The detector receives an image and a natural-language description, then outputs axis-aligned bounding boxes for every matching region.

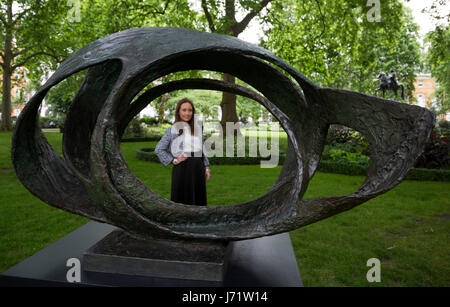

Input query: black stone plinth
[83,230,231,282]
[0,221,302,287]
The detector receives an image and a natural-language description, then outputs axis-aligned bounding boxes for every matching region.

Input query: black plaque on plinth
[0,221,302,287]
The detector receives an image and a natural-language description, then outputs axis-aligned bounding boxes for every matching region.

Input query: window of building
[418,80,424,88]
[435,81,440,88]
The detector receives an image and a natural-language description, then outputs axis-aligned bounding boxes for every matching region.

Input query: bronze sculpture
[12,28,434,243]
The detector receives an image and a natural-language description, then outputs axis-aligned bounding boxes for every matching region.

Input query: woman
[155,98,210,206]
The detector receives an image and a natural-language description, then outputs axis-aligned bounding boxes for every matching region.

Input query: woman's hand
[174,154,187,164]
[205,167,210,181]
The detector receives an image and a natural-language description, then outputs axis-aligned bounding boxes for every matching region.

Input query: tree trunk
[220,73,241,136]
[1,68,13,132]
[202,0,271,135]
[1,3,13,132]
[220,0,240,136]
[157,93,169,124]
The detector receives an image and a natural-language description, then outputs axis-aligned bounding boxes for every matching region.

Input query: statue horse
[376,71,405,100]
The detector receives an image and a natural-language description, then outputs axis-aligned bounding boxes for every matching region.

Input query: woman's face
[179,102,193,122]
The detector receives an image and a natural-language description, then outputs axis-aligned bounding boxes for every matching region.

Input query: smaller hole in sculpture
[306,124,369,197]
[39,69,88,158]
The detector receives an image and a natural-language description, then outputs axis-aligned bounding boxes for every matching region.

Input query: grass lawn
[0,131,449,286]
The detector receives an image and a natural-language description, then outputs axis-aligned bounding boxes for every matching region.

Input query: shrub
[124,118,145,138]
[136,147,285,166]
[39,116,52,128]
[121,136,161,142]
[438,120,450,130]
[326,125,370,155]
[136,147,450,181]
[317,160,368,176]
[322,148,370,165]
[406,168,450,181]
[317,160,450,181]
[415,129,450,169]
[136,147,161,162]
[139,117,159,126]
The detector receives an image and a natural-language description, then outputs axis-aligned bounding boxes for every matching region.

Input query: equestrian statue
[376,68,405,100]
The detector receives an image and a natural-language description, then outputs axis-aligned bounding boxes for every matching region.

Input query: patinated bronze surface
[12,27,434,242]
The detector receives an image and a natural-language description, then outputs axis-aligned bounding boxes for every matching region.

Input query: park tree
[200,0,271,135]
[426,25,449,114]
[424,0,449,114]
[0,0,69,131]
[42,0,270,133]
[17,0,198,125]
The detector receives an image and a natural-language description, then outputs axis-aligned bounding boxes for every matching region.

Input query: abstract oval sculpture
[12,27,434,242]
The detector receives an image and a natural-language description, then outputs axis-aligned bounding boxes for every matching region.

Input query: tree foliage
[261,0,421,101]
[6,0,199,126]
[1,0,430,131]
[0,0,71,130]
[425,25,449,114]
[423,0,450,114]
[200,0,272,135]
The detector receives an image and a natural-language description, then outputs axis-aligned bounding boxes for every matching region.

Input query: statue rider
[388,68,398,88]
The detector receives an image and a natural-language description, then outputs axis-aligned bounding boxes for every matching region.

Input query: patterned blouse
[155,125,210,167]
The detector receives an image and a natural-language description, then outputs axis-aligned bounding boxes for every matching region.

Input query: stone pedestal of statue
[0,221,302,287]
[83,229,231,282]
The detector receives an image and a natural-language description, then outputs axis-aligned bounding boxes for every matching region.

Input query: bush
[326,125,370,156]
[321,148,370,165]
[137,147,449,181]
[317,160,450,181]
[406,168,450,181]
[55,117,65,132]
[139,117,159,126]
[121,136,161,142]
[39,116,52,128]
[415,129,450,169]
[124,118,145,138]
[136,147,161,162]
[317,160,368,176]
[136,147,285,165]
[438,120,450,130]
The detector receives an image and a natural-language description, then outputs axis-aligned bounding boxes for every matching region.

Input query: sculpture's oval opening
[120,84,286,207]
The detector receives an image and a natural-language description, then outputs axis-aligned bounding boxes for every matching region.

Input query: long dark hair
[174,97,196,136]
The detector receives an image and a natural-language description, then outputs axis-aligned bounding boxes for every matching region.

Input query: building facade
[0,67,34,120]
[412,73,448,121]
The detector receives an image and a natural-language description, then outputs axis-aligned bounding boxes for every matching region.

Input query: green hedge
[136,147,161,162]
[208,155,286,165]
[121,136,161,142]
[137,148,450,181]
[406,168,450,181]
[135,147,286,165]
[317,160,368,176]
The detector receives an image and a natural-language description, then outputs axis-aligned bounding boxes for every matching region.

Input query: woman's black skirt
[171,153,207,206]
